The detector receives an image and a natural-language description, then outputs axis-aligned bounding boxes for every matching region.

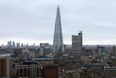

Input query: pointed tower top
[57,5,60,9]
[56,6,60,16]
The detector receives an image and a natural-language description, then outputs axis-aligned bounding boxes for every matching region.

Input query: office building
[72,31,83,56]
[40,43,51,56]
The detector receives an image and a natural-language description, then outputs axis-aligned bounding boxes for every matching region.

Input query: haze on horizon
[0,0,116,45]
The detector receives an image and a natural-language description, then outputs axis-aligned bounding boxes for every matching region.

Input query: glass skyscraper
[53,7,63,56]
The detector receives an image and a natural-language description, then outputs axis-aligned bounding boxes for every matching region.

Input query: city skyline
[0,0,116,45]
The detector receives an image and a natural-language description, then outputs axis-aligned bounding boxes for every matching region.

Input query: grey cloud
[0,0,116,45]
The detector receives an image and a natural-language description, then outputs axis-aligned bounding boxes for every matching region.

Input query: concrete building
[40,43,51,56]
[72,31,83,57]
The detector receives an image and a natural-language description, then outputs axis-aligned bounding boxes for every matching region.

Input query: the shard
[53,7,63,54]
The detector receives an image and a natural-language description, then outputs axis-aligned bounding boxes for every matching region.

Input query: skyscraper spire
[53,6,63,55]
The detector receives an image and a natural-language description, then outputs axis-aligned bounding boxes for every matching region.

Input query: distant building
[16,43,20,48]
[7,41,12,47]
[112,46,116,55]
[21,43,24,47]
[53,7,64,57]
[0,48,11,54]
[97,45,108,56]
[13,48,23,57]
[7,41,16,48]
[72,31,83,57]
[12,48,33,60]
[39,43,51,56]
[12,41,15,47]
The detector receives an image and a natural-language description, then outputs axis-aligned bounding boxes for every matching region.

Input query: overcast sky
[0,0,116,45]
